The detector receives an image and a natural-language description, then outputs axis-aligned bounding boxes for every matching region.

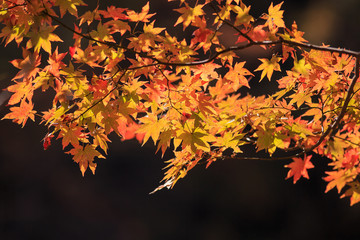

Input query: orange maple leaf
[98,6,128,20]
[285,155,314,184]
[127,2,155,22]
[324,169,354,193]
[58,124,86,149]
[44,47,67,78]
[67,144,105,176]
[2,100,36,127]
[224,62,253,90]
[10,49,41,80]
[6,81,34,105]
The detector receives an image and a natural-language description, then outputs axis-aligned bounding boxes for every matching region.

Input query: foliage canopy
[2,0,360,205]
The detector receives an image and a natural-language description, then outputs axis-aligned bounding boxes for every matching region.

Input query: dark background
[1,0,360,239]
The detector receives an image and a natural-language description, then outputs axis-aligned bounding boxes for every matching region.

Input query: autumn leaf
[324,169,356,194]
[156,130,174,157]
[44,47,67,78]
[231,4,253,26]
[285,155,314,184]
[58,124,86,149]
[2,100,36,127]
[54,0,86,17]
[127,2,155,22]
[67,144,105,176]
[6,81,34,105]
[10,49,41,80]
[263,2,285,30]
[174,3,204,30]
[292,57,311,76]
[255,126,276,155]
[255,55,281,81]
[341,181,360,206]
[89,23,114,43]
[107,20,131,35]
[27,25,63,54]
[79,8,101,26]
[98,6,128,20]
[178,129,211,153]
[2,0,360,205]
[136,113,167,144]
[43,133,54,150]
[224,62,253,90]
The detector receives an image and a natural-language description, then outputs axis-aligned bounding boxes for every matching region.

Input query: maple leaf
[107,20,131,35]
[67,144,105,176]
[79,8,101,26]
[93,128,111,154]
[224,62,253,90]
[10,49,41,80]
[88,79,109,100]
[54,0,86,17]
[27,25,63,54]
[292,57,311,76]
[143,21,165,36]
[44,47,67,78]
[156,130,174,157]
[288,89,311,108]
[98,6,128,20]
[255,126,276,155]
[289,21,307,43]
[6,81,34,105]
[323,170,355,193]
[89,23,114,43]
[178,129,211,153]
[0,22,26,46]
[2,100,36,127]
[128,21,165,52]
[341,181,360,206]
[174,3,205,30]
[264,2,285,30]
[99,108,121,135]
[285,155,314,184]
[137,113,167,144]
[191,26,214,53]
[127,2,155,22]
[231,4,253,26]
[58,124,86,149]
[255,55,281,81]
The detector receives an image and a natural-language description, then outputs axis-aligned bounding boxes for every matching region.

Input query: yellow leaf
[55,0,86,17]
[174,3,204,30]
[231,5,253,26]
[27,26,62,54]
[264,2,285,29]
[137,113,167,144]
[255,55,281,81]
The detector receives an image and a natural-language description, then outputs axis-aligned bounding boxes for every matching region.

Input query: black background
[1,0,360,239]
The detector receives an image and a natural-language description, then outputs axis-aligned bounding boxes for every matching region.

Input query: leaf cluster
[1,0,360,205]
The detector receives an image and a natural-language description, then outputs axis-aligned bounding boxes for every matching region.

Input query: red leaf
[69,46,76,58]
[43,133,54,150]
